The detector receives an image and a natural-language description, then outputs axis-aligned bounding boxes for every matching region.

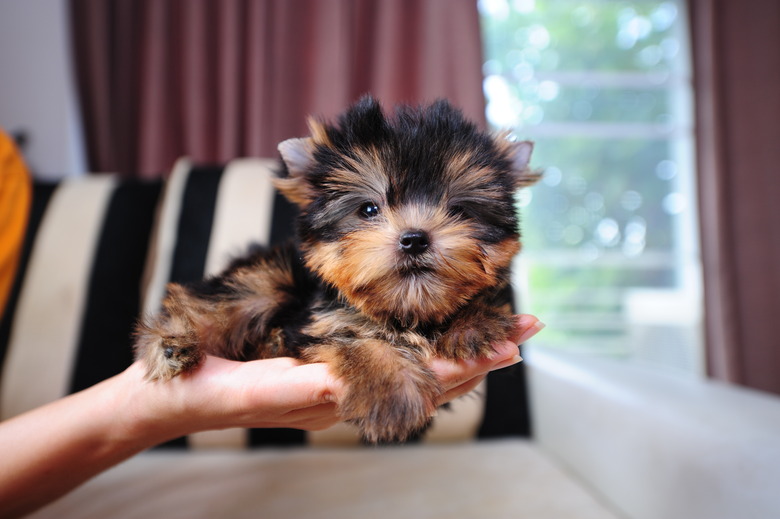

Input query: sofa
[2,158,778,518]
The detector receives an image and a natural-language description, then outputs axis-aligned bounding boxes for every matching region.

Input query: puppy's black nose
[399,230,430,255]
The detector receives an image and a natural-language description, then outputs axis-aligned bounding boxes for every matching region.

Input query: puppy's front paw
[342,372,441,444]
[346,391,435,444]
[159,336,203,377]
[135,327,203,381]
[438,306,516,359]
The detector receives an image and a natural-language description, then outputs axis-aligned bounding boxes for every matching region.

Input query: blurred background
[481,1,702,375]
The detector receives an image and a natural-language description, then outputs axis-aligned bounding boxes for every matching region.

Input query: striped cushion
[0,159,530,448]
[0,176,161,417]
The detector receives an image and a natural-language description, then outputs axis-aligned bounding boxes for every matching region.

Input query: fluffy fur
[135,97,538,443]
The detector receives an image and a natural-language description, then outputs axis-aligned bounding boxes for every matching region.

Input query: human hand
[120,354,346,443]
[121,314,544,443]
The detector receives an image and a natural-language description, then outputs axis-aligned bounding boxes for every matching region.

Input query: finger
[508,314,546,345]
[429,325,545,392]
[429,357,477,389]
[436,374,486,406]
[283,404,343,431]
[430,338,518,390]
[487,339,522,365]
[289,416,342,432]
[242,402,340,429]
[245,415,341,432]
[279,402,341,428]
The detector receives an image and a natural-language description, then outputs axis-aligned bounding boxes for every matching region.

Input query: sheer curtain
[70,0,486,178]
[690,0,780,395]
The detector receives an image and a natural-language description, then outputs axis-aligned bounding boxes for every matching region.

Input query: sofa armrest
[527,346,780,519]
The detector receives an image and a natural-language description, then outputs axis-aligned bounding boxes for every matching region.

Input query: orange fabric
[0,129,32,314]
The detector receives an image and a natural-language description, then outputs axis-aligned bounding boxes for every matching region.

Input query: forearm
[0,356,334,518]
[0,364,172,518]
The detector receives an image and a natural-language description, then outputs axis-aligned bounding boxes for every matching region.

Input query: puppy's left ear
[275,137,316,207]
[275,118,334,207]
[504,139,541,188]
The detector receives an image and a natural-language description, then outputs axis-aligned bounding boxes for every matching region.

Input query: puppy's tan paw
[136,329,203,381]
[342,372,441,444]
[437,307,516,359]
[158,336,203,378]
[347,395,436,444]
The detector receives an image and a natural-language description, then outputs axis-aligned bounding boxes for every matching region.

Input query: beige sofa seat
[28,440,620,519]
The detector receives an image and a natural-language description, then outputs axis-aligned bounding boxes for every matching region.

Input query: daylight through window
[480,0,703,374]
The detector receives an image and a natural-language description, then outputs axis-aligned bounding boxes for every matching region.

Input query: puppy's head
[275,97,538,325]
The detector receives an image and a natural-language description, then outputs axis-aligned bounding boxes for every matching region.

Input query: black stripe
[477,360,531,438]
[478,284,531,438]
[159,165,224,448]
[249,427,305,447]
[168,165,225,285]
[69,180,163,394]
[0,183,57,369]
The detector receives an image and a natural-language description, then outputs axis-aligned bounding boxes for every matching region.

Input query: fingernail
[517,320,546,345]
[491,354,523,371]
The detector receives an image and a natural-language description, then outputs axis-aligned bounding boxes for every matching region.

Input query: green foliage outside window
[480,0,702,367]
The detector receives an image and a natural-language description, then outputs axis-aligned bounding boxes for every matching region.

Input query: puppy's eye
[358,201,380,219]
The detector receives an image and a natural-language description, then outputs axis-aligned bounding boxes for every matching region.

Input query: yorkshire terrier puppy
[135,97,538,443]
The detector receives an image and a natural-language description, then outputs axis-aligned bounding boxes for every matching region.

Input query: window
[479,0,703,374]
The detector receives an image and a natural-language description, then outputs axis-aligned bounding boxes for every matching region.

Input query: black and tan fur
[135,97,538,443]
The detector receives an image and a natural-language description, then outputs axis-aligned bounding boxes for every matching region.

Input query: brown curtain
[689,0,780,395]
[70,0,486,179]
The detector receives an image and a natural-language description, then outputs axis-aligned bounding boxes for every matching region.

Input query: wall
[0,0,86,179]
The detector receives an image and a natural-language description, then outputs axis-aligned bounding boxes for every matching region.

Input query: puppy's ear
[278,137,315,176]
[275,137,316,207]
[275,117,334,208]
[497,137,541,188]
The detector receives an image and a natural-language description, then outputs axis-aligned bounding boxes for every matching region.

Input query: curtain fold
[70,0,486,179]
[689,0,780,395]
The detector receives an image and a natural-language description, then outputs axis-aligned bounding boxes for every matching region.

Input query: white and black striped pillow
[0,159,530,448]
[0,175,161,418]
